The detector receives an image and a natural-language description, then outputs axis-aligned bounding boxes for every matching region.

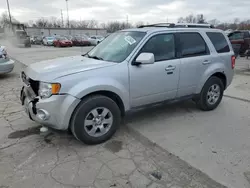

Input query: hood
[25,56,116,81]
[61,40,71,43]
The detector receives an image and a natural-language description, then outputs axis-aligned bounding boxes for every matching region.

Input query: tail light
[231,55,236,69]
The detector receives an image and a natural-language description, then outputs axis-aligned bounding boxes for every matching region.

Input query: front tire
[196,76,224,111]
[71,95,121,145]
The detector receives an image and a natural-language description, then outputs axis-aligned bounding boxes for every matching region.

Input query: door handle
[165,65,176,71]
[202,60,211,65]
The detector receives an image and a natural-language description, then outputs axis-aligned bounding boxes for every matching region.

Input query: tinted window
[206,32,230,53]
[228,32,244,40]
[140,34,175,61]
[244,32,250,38]
[179,33,208,57]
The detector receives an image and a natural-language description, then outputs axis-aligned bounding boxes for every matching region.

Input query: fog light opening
[37,109,50,120]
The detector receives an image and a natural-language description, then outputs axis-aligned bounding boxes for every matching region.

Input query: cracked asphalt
[0,58,227,187]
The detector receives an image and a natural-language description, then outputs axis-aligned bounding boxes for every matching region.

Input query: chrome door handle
[202,60,211,65]
[165,66,176,71]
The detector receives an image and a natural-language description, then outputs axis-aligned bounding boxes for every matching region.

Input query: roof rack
[138,23,175,28]
[138,22,214,29]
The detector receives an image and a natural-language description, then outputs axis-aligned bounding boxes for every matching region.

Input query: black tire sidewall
[199,76,224,111]
[71,95,121,145]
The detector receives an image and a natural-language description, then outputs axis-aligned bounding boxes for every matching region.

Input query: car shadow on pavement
[125,100,199,125]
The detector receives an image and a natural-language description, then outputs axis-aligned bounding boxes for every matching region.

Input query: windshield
[59,37,68,40]
[87,31,146,63]
[47,37,54,40]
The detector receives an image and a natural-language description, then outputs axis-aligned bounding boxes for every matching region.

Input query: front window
[87,31,146,63]
[140,34,175,62]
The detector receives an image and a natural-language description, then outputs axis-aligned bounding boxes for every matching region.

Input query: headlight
[38,82,61,98]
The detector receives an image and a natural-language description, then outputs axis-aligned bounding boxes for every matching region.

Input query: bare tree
[0,12,19,27]
[208,19,220,26]
[49,17,61,28]
[177,17,185,23]
[197,14,206,23]
[185,14,197,23]
[99,22,106,29]
[88,20,98,28]
[105,21,132,33]
[78,20,90,28]
[35,17,48,28]
[135,21,144,27]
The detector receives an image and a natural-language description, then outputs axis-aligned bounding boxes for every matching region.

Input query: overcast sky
[1,0,250,24]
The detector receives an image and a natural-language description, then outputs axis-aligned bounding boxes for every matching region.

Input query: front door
[129,33,180,108]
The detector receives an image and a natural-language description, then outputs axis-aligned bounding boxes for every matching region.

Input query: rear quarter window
[206,32,230,53]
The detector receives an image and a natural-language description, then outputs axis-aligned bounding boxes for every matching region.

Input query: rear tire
[196,76,224,111]
[71,95,121,145]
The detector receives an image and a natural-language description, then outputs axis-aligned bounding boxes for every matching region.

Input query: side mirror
[133,53,155,65]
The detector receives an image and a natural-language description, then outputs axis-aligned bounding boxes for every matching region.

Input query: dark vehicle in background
[228,30,250,56]
[53,37,73,47]
[72,36,91,46]
[15,30,31,47]
[9,23,31,47]
[31,36,43,45]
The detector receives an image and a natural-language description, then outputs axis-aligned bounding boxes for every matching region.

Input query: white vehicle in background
[0,45,14,74]
[42,36,55,46]
[89,35,104,45]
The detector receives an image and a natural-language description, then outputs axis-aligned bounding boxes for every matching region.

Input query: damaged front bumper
[20,85,80,130]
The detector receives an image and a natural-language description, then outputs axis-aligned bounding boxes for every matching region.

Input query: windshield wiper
[82,53,103,60]
[88,55,103,60]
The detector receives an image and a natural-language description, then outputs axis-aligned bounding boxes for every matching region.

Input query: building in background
[25,27,107,37]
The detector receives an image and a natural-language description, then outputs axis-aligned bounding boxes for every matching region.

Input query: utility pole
[126,15,128,28]
[65,0,69,28]
[6,0,13,31]
[61,9,64,27]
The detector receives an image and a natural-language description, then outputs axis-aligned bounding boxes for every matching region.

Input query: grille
[29,79,39,96]
[21,71,39,96]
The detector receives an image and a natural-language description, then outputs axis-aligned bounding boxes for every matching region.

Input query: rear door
[176,32,211,97]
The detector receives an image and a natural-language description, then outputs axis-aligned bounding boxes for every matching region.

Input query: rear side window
[179,33,209,57]
[206,32,230,53]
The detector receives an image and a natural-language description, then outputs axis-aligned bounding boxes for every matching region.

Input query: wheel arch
[196,64,227,94]
[81,90,126,117]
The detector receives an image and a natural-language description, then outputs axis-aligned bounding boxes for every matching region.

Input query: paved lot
[1,43,250,188]
[2,42,92,65]
[0,63,224,188]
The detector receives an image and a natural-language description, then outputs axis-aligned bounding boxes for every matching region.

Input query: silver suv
[20,26,235,144]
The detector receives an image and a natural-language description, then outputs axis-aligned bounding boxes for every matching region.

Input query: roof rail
[138,23,175,28]
[138,22,215,29]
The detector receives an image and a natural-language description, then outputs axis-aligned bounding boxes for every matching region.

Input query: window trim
[206,32,230,54]
[176,32,210,58]
[132,33,177,63]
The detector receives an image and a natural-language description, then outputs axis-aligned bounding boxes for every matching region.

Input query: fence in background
[26,27,107,37]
